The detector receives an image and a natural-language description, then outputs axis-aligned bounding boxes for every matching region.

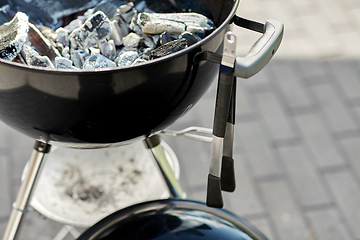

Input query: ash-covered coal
[0,12,28,61]
[0,0,215,70]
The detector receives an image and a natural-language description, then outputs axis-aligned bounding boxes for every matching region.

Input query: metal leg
[2,140,51,240]
[145,135,185,199]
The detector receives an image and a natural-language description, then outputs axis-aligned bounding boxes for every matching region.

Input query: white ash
[109,18,129,46]
[117,2,137,24]
[129,18,155,49]
[62,46,71,59]
[115,50,138,67]
[55,56,78,69]
[0,12,29,61]
[129,16,142,34]
[109,20,122,46]
[137,12,215,35]
[68,11,111,50]
[64,19,83,32]
[122,32,141,49]
[22,44,54,68]
[70,49,89,68]
[131,57,147,66]
[99,39,116,60]
[82,54,116,70]
[83,7,97,20]
[89,47,101,55]
[55,28,70,46]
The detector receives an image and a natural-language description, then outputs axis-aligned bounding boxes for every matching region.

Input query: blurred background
[1,0,360,239]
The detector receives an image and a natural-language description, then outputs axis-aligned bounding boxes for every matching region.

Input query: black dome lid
[78,199,269,240]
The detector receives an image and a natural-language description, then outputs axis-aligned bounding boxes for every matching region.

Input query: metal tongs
[206,16,284,208]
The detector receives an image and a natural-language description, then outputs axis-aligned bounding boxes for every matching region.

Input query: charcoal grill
[0,0,283,239]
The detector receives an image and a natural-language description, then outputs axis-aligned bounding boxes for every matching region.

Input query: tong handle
[221,78,236,192]
[207,65,233,208]
[212,66,234,138]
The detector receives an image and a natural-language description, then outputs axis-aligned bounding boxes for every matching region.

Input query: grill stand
[3,140,51,240]
[2,136,183,240]
[145,135,185,199]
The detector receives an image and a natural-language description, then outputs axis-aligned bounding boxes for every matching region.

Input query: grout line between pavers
[301,202,335,213]
[272,137,302,148]
[241,212,270,222]
[289,105,319,117]
[254,173,286,184]
[318,164,351,175]
[333,129,360,141]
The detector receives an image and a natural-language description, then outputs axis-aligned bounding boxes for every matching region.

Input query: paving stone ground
[1,0,360,239]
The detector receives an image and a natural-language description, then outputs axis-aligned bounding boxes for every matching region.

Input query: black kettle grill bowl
[0,0,238,147]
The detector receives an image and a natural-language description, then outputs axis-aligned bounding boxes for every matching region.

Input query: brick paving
[1,0,360,239]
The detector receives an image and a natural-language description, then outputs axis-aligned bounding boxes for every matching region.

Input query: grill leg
[2,140,51,240]
[145,135,184,199]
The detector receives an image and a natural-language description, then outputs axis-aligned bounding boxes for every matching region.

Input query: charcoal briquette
[82,54,116,70]
[137,12,215,35]
[149,38,187,59]
[109,18,128,46]
[0,12,29,61]
[99,39,116,60]
[179,31,201,46]
[131,57,147,66]
[55,56,77,69]
[22,44,54,68]
[115,50,138,67]
[68,11,111,50]
[160,31,171,45]
[123,32,141,49]
[62,46,71,59]
[56,28,70,46]
[92,0,123,19]
[117,2,137,23]
[70,49,90,68]
[89,47,101,55]
[64,19,83,32]
[28,23,61,64]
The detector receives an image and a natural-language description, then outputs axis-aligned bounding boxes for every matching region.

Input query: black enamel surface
[77,199,269,240]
